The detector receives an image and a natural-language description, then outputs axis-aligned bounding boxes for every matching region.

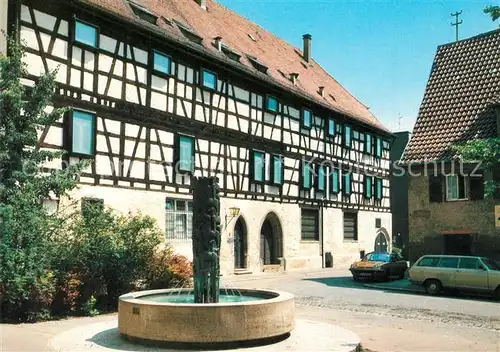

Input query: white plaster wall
[1,0,9,54]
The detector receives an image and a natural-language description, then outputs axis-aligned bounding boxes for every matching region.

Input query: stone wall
[408,174,500,263]
[63,184,392,275]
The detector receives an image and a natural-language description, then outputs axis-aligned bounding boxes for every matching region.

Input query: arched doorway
[260,212,283,265]
[374,230,389,253]
[234,217,247,269]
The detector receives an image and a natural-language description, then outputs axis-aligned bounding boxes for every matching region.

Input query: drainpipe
[320,199,325,268]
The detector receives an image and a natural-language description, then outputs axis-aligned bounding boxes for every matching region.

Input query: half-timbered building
[3,0,393,274]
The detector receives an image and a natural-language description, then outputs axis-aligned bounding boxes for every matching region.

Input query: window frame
[270,154,284,186]
[445,174,469,201]
[201,68,217,90]
[165,198,193,241]
[301,160,312,190]
[343,125,352,148]
[251,150,266,184]
[301,208,319,241]
[175,133,195,174]
[67,108,97,158]
[153,49,172,76]
[73,17,99,50]
[266,95,279,113]
[343,211,358,241]
[302,108,312,129]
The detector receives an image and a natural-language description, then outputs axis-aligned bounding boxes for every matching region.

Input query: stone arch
[233,215,248,269]
[374,227,390,253]
[259,212,283,265]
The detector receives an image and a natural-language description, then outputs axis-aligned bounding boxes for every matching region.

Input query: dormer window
[126,0,158,25]
[74,19,98,48]
[246,55,268,74]
[153,50,171,75]
[173,19,203,45]
[221,44,241,62]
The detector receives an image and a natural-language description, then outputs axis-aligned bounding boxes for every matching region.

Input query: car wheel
[494,286,500,300]
[424,279,442,295]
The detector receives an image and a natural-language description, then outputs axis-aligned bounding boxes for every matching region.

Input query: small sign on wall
[495,205,500,228]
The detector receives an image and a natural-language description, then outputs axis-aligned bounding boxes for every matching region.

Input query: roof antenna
[451,11,463,42]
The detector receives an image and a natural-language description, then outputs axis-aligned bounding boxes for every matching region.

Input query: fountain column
[191,176,221,303]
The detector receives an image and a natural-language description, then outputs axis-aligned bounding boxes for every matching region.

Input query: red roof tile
[78,0,388,132]
[402,29,500,164]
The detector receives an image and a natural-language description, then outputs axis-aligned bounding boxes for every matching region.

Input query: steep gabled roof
[402,29,500,164]
[76,0,389,132]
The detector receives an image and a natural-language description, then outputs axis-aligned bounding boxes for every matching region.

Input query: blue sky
[217,0,498,132]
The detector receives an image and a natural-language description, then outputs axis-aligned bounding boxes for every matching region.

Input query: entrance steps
[233,269,253,275]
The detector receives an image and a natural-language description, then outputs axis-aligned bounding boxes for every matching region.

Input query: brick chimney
[303,34,312,63]
[195,0,207,10]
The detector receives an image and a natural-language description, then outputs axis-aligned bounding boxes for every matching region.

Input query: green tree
[454,138,500,197]
[0,34,84,321]
[484,6,500,25]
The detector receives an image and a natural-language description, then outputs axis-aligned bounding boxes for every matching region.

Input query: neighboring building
[402,29,500,263]
[5,0,393,275]
[390,131,410,259]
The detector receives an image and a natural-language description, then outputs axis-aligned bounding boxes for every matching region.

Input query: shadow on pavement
[304,276,498,303]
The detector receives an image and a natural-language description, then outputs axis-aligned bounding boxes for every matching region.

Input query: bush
[145,248,193,290]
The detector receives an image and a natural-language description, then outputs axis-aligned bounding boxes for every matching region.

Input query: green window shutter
[331,168,340,193]
[179,135,194,172]
[253,151,265,182]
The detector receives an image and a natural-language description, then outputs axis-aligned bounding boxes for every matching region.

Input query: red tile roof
[402,29,500,164]
[78,0,389,132]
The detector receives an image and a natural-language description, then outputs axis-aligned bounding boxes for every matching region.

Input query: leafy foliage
[0,36,192,322]
[484,6,500,25]
[454,138,500,197]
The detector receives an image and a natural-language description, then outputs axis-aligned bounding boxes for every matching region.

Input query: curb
[362,282,425,294]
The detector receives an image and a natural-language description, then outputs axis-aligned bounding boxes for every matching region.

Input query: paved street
[1,268,499,352]
[223,269,500,352]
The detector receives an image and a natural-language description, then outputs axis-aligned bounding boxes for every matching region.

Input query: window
[342,172,352,195]
[364,176,373,199]
[177,135,194,173]
[316,165,326,192]
[446,175,468,201]
[42,198,59,215]
[127,0,158,24]
[165,199,193,240]
[271,155,283,185]
[202,69,216,90]
[429,175,443,203]
[343,125,352,148]
[365,134,373,154]
[301,208,319,241]
[71,109,96,156]
[251,151,265,182]
[438,257,459,268]
[74,19,98,48]
[153,50,171,75]
[375,138,383,158]
[302,161,312,189]
[247,55,268,74]
[459,258,480,270]
[173,19,203,45]
[375,177,383,200]
[328,119,336,136]
[331,168,340,194]
[302,109,312,129]
[417,256,440,267]
[266,96,278,112]
[343,212,357,241]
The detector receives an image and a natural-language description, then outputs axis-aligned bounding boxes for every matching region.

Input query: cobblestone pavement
[1,269,499,352]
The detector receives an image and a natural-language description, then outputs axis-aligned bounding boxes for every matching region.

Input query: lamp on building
[224,206,240,229]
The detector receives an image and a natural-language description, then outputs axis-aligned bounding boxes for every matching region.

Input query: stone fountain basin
[118,288,295,345]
